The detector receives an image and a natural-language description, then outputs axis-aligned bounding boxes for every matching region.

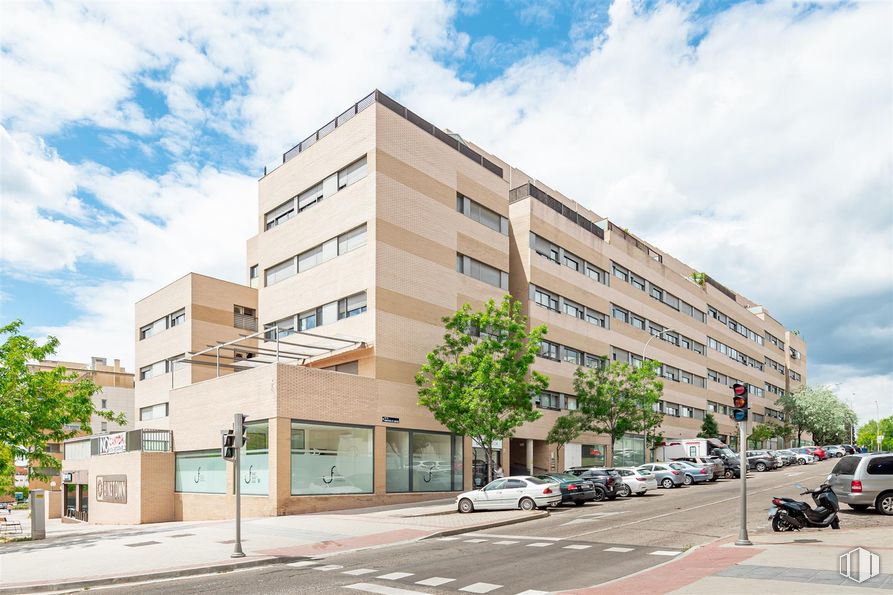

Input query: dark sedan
[536,473,599,506]
[565,467,624,500]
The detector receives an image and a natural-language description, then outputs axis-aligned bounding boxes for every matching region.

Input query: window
[234,305,257,331]
[298,245,324,272]
[175,451,226,494]
[265,198,296,230]
[612,305,629,324]
[139,318,166,339]
[249,265,259,288]
[612,263,629,282]
[566,396,578,410]
[140,402,169,421]
[584,354,604,369]
[338,156,368,189]
[539,341,560,361]
[101,399,107,409]
[265,258,296,286]
[264,316,296,340]
[292,421,373,495]
[650,286,663,301]
[139,360,167,380]
[631,315,645,330]
[564,252,580,272]
[534,288,559,312]
[586,264,606,284]
[563,299,584,319]
[101,422,108,433]
[457,193,508,234]
[386,429,463,493]
[867,456,893,475]
[338,292,367,319]
[297,182,324,211]
[338,224,367,254]
[538,392,561,411]
[456,254,508,289]
[563,347,582,365]
[630,273,645,291]
[299,308,319,331]
[586,309,606,327]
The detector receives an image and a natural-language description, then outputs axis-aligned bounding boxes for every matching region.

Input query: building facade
[63,90,806,523]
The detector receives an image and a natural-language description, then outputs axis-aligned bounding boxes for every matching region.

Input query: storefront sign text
[98,432,127,455]
[381,416,400,424]
[96,475,127,503]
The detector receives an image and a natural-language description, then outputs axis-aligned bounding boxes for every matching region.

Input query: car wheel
[591,488,606,502]
[756,462,767,472]
[836,453,844,458]
[847,504,869,511]
[724,469,734,479]
[876,492,893,516]
[619,484,631,497]
[519,497,536,511]
[797,459,805,465]
[458,498,474,514]
[661,478,674,489]
[683,474,693,486]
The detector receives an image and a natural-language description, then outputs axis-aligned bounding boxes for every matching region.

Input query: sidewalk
[0,502,547,593]
[566,526,893,594]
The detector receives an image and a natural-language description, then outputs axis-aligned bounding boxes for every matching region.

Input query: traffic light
[221,429,236,460]
[731,383,748,422]
[234,413,249,448]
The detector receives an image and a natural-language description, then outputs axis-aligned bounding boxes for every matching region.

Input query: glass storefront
[612,435,645,467]
[240,420,269,495]
[386,428,463,493]
[175,450,226,493]
[291,421,373,495]
[581,444,608,467]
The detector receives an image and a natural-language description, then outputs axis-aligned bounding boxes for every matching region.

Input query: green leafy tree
[0,320,124,480]
[697,413,720,439]
[772,423,795,448]
[856,417,893,451]
[748,423,775,448]
[546,412,588,467]
[573,360,662,465]
[779,386,855,446]
[416,297,548,482]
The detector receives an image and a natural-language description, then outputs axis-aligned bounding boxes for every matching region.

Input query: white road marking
[287,561,319,568]
[515,591,550,595]
[343,568,378,576]
[378,572,415,580]
[438,537,461,541]
[650,550,682,556]
[416,577,456,586]
[526,542,553,547]
[465,533,562,541]
[464,538,488,543]
[563,544,592,550]
[785,472,804,477]
[460,583,503,593]
[604,547,634,553]
[346,583,427,595]
[493,540,520,545]
[315,564,344,571]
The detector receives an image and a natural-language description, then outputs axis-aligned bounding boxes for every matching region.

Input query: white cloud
[1,0,890,400]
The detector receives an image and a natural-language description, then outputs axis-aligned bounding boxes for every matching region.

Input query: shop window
[612,435,645,467]
[582,444,607,467]
[239,420,269,495]
[291,422,373,495]
[175,450,226,494]
[386,428,463,493]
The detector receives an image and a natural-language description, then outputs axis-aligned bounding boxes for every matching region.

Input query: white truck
[655,438,729,460]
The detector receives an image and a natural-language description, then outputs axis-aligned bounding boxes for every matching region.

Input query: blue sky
[1,0,890,423]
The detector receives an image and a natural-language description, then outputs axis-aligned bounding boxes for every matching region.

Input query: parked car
[803,446,828,460]
[769,450,797,466]
[748,450,785,468]
[791,447,819,462]
[535,473,598,506]
[612,467,658,496]
[638,463,685,488]
[746,451,782,471]
[827,454,893,515]
[822,445,845,458]
[565,467,624,500]
[841,445,858,455]
[778,449,814,465]
[673,456,724,481]
[457,476,561,513]
[667,461,712,485]
[710,448,746,474]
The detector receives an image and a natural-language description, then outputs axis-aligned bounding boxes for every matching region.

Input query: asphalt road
[97,458,883,595]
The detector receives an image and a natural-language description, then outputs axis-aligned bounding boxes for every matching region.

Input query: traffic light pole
[232,413,245,558]
[735,420,752,546]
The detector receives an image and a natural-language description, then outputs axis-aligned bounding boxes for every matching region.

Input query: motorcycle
[768,482,840,532]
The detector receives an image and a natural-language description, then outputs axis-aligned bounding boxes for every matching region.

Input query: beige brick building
[63,90,806,523]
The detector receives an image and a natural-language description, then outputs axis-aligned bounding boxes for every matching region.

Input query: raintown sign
[96,475,127,504]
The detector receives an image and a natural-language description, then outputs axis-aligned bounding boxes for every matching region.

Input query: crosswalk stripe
[378,572,415,580]
[343,568,378,576]
[438,537,461,541]
[493,540,520,545]
[416,577,455,586]
[526,542,553,547]
[604,547,634,553]
[315,564,344,571]
[346,583,427,595]
[563,544,592,550]
[650,550,682,556]
[464,538,488,543]
[459,583,503,593]
[287,561,319,568]
[515,591,550,595]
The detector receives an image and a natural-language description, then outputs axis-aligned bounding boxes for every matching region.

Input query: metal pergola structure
[170,327,366,387]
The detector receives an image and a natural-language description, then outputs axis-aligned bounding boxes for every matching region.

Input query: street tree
[546,412,588,466]
[778,385,855,446]
[416,296,548,482]
[748,423,775,449]
[573,360,662,466]
[856,417,893,451]
[697,413,720,439]
[632,360,664,463]
[0,320,125,480]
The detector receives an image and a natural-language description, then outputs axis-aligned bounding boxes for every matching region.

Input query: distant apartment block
[62,90,806,524]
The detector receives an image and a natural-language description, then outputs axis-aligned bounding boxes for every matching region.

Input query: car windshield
[672,461,696,468]
[637,469,652,476]
[831,456,860,476]
[525,476,548,485]
[668,463,686,470]
[537,473,577,482]
[483,479,507,491]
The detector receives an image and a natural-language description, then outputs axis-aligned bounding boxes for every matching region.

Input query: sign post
[232,413,246,558]
[736,420,752,545]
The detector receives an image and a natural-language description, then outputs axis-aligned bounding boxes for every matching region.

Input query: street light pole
[641,328,675,464]
[876,400,881,453]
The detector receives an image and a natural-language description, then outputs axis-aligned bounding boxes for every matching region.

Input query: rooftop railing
[509,182,605,241]
[263,90,504,179]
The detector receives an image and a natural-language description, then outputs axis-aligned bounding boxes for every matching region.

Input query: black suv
[565,467,623,500]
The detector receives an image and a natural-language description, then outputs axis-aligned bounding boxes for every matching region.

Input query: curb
[0,555,308,594]
[423,509,550,539]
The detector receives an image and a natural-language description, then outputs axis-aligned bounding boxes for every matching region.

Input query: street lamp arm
[641,328,676,361]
